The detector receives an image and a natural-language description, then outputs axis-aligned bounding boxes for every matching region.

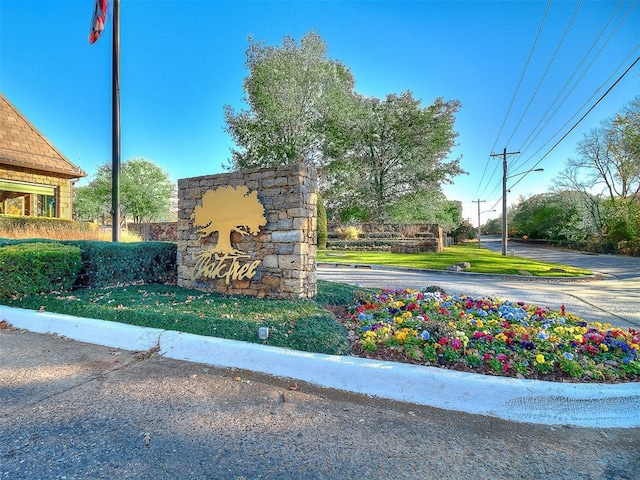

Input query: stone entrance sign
[177,164,317,299]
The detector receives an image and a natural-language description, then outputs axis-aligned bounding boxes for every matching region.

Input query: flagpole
[111,0,121,242]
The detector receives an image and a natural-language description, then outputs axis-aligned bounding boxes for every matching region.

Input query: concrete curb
[2,304,639,429]
[317,262,611,282]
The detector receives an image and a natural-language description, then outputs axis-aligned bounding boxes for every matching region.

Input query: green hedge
[317,193,328,249]
[0,242,82,298]
[71,241,177,287]
[0,238,177,288]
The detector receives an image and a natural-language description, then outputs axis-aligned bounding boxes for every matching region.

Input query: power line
[508,53,640,192]
[481,38,639,207]
[503,0,583,149]
[510,0,638,174]
[472,0,552,200]
[510,0,627,172]
[509,44,640,188]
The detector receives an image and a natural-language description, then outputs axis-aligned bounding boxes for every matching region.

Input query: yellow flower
[600,344,609,352]
[395,331,407,342]
[574,334,584,343]
[402,311,412,319]
[476,319,484,328]
[394,316,403,324]
[630,343,639,351]
[535,354,545,364]
[495,333,508,342]
[395,301,405,308]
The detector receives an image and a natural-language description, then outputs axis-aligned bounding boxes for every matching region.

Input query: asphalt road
[2,328,639,480]
[318,238,640,330]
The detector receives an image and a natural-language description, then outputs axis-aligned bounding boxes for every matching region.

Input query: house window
[0,180,57,218]
[37,194,57,217]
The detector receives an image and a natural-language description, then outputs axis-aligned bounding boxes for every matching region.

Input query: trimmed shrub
[0,238,177,287]
[336,225,362,240]
[72,241,177,287]
[317,193,328,249]
[0,242,82,298]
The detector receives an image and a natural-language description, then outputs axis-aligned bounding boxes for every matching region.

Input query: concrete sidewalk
[2,304,639,429]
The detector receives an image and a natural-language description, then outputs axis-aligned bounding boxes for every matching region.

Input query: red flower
[582,345,599,355]
[438,337,449,345]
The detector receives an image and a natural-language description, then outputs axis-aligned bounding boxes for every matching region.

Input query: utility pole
[472,199,486,247]
[111,0,121,242]
[490,147,520,255]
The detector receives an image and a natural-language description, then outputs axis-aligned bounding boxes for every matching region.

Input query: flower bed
[345,288,640,382]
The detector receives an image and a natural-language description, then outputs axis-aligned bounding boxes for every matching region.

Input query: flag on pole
[89,0,108,44]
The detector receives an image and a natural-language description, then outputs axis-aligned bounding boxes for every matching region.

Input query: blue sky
[1,0,638,225]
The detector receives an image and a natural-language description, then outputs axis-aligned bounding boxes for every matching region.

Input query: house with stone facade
[0,93,86,220]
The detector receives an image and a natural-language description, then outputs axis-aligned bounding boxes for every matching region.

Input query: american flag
[89,0,108,44]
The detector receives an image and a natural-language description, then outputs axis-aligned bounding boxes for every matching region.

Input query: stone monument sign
[177,164,317,299]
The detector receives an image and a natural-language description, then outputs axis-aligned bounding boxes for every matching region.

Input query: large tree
[556,96,640,245]
[511,192,587,242]
[74,158,176,224]
[224,31,355,169]
[324,92,464,223]
[224,32,464,225]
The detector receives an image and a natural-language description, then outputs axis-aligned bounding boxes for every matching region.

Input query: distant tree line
[484,97,639,255]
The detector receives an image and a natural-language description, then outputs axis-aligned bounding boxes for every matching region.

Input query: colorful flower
[346,288,639,382]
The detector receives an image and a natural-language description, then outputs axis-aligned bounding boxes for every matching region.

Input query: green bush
[0,238,177,287]
[0,242,82,298]
[317,193,328,249]
[72,241,177,287]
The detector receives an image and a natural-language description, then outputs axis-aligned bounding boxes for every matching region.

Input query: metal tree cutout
[192,186,266,255]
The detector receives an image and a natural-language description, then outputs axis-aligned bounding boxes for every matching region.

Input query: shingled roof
[0,93,86,179]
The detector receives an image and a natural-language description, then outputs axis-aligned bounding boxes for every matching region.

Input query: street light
[501,166,544,255]
[477,209,495,247]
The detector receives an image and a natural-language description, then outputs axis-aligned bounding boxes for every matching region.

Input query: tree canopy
[553,96,640,248]
[224,31,355,170]
[324,92,463,223]
[74,158,176,224]
[224,31,464,225]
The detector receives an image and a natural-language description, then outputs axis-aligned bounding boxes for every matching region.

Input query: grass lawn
[0,281,368,356]
[3,278,638,382]
[318,244,592,277]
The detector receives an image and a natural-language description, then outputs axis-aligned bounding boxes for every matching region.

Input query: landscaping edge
[2,304,639,428]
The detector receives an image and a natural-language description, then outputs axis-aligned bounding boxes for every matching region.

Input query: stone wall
[177,164,317,300]
[129,222,177,242]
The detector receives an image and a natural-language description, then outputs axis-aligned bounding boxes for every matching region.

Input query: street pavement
[318,237,640,330]
[2,326,640,480]
[2,240,640,479]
